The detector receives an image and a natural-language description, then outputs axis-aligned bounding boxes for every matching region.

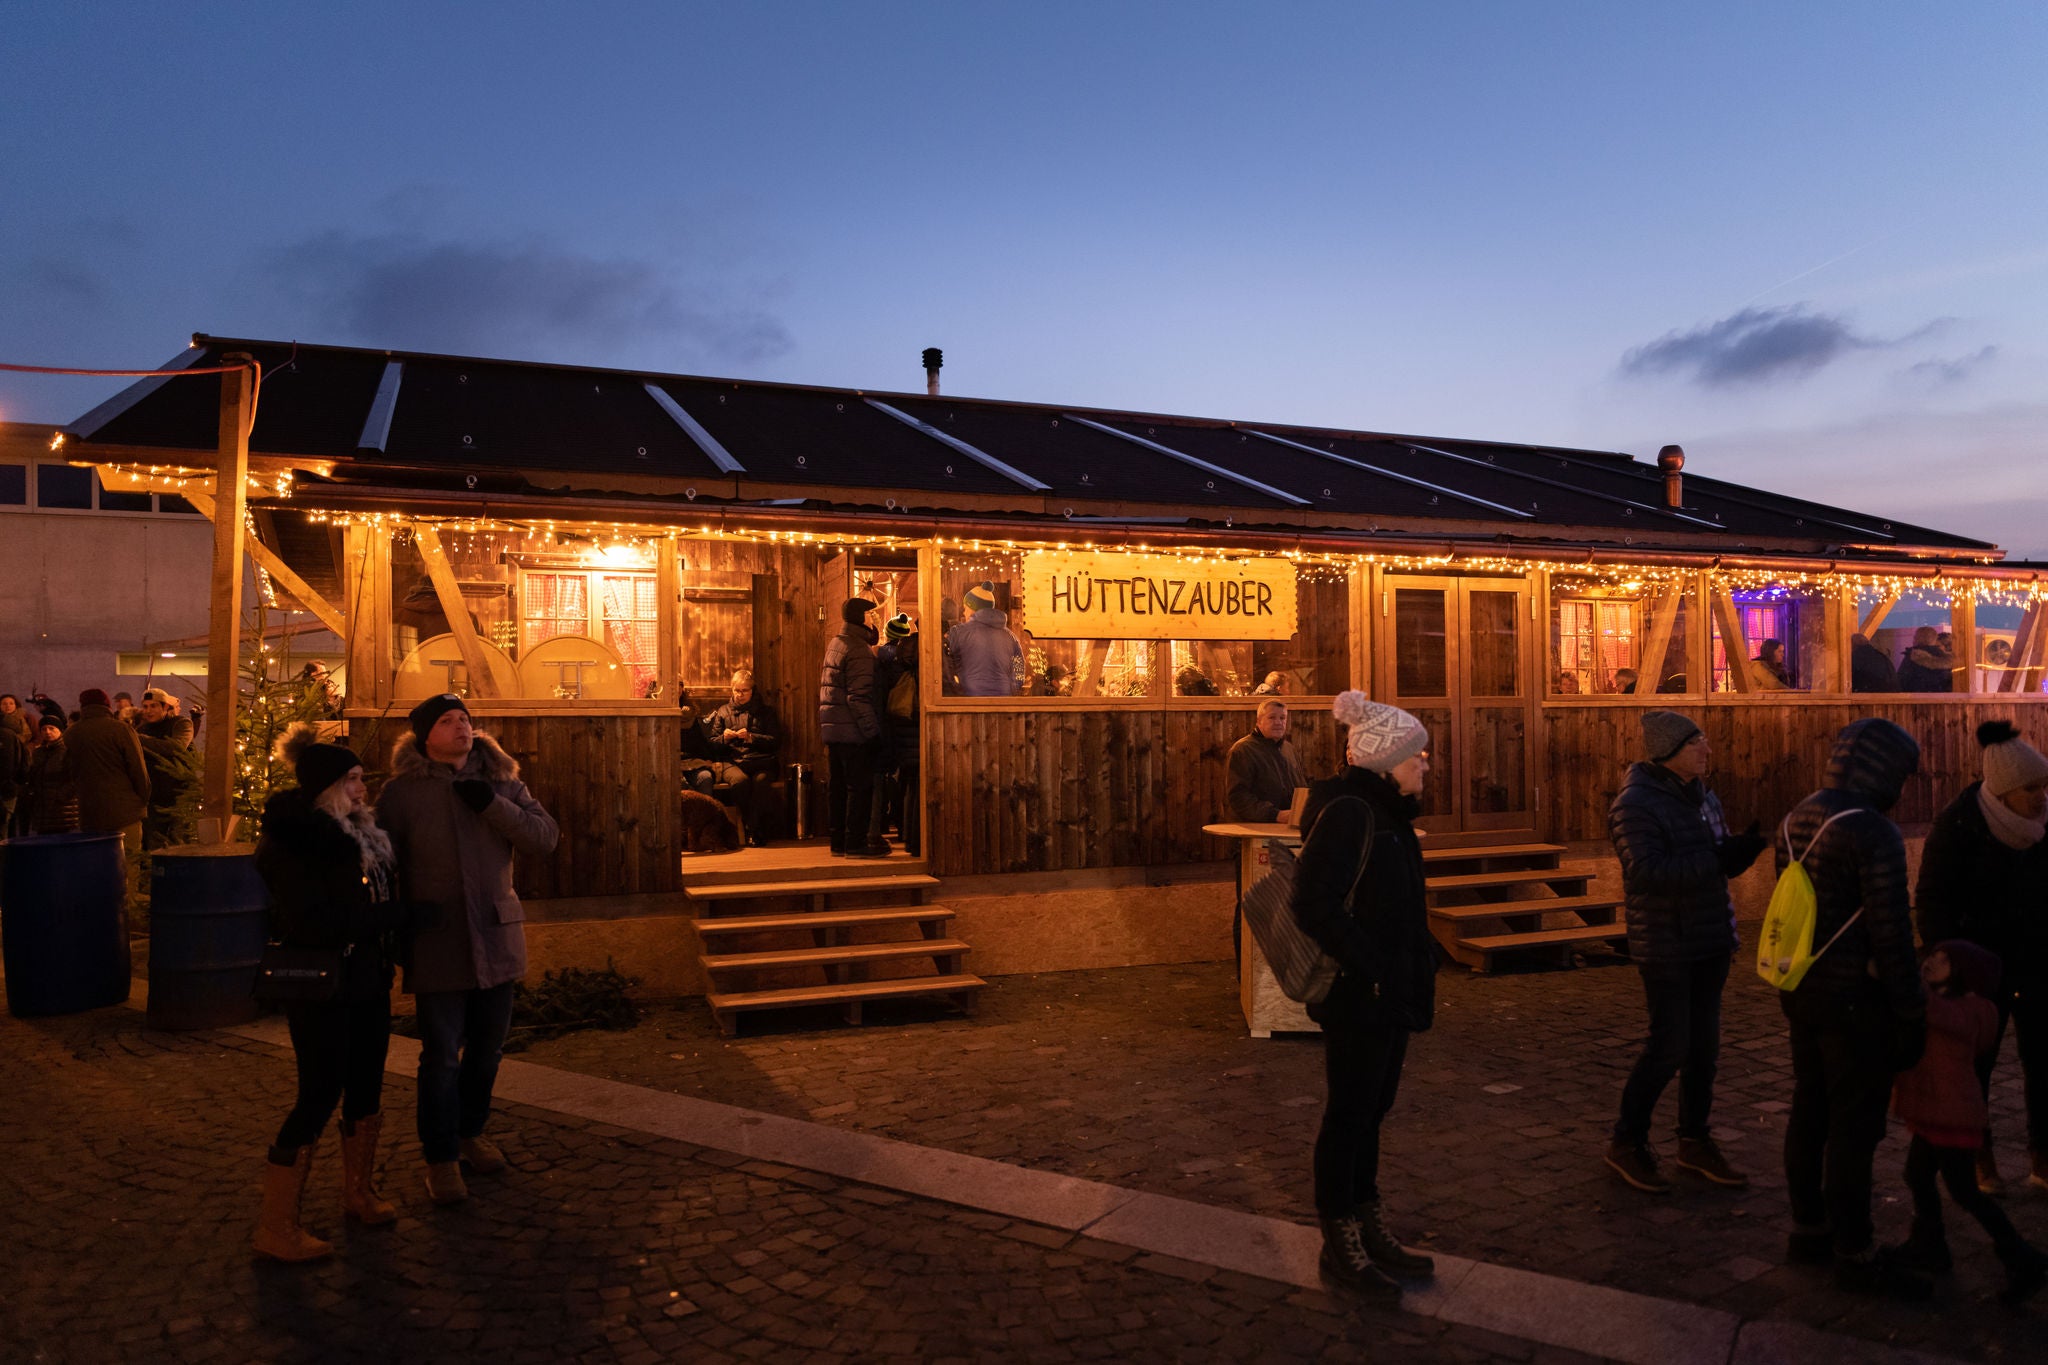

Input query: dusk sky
[4,3,2044,555]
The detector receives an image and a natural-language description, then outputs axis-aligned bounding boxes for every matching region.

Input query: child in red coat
[1892,939,2047,1302]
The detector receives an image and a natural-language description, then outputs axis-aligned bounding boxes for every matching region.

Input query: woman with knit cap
[1292,691,1438,1303]
[1916,720,2048,1194]
[250,725,410,1262]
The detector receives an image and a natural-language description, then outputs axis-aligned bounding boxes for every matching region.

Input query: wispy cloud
[1619,304,1948,387]
[8,256,110,306]
[1900,345,1998,388]
[263,230,793,365]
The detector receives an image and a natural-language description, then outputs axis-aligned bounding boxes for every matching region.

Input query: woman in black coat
[1291,691,1438,1303]
[1916,720,2048,1193]
[249,727,409,1263]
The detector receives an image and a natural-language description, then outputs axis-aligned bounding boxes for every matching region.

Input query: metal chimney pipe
[922,347,943,396]
[1657,444,1685,508]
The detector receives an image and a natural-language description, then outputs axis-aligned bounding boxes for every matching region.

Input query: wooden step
[680,852,929,889]
[1427,867,1592,892]
[1445,921,1629,974]
[1458,922,1629,952]
[1421,842,1565,863]
[1429,896,1618,923]
[706,974,986,1035]
[693,905,956,937]
[685,874,940,903]
[702,939,971,973]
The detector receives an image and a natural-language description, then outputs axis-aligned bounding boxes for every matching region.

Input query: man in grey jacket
[379,694,559,1205]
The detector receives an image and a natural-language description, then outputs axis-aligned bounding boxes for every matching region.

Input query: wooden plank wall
[1543,701,2042,841]
[925,706,1344,877]
[351,713,684,899]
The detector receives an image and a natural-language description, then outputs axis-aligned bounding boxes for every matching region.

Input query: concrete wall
[0,504,217,707]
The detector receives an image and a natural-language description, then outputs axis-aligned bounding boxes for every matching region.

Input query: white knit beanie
[1332,690,1428,772]
[1980,720,2048,797]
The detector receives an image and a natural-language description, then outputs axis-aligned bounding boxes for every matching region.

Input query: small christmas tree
[231,597,332,836]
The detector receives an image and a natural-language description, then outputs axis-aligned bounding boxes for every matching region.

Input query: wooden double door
[1376,575,1539,840]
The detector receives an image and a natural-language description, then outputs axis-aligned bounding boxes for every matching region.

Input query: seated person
[1610,667,1639,694]
[678,703,719,796]
[1175,664,1220,697]
[1250,671,1288,696]
[1747,638,1792,689]
[702,669,783,845]
[1225,700,1307,823]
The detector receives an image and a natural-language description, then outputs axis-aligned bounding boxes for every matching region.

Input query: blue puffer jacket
[1608,761,1736,966]
[1775,718,1925,1022]
[945,609,1022,697]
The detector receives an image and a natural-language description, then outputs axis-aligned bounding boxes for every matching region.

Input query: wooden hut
[62,335,2048,1025]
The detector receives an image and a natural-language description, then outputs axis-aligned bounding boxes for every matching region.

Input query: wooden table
[1203,821,1317,1038]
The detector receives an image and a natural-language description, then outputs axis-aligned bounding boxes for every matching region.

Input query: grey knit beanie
[1332,690,1428,772]
[1980,720,2048,797]
[1642,710,1703,763]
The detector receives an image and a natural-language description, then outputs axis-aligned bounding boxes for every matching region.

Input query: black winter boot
[1888,1218,1951,1275]
[1318,1215,1402,1304]
[1355,1201,1435,1279]
[1835,1246,1935,1301]
[1997,1240,2048,1306]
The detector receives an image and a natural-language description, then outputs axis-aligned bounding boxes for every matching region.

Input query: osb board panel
[925,707,1346,878]
[520,878,1233,1000]
[1543,702,2040,842]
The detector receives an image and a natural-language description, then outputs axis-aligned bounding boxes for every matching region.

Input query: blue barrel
[148,844,268,1030]
[0,832,132,1017]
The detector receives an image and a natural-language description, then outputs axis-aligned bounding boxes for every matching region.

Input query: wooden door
[1377,576,1537,838]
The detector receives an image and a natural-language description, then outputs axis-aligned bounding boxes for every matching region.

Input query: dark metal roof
[60,334,1997,555]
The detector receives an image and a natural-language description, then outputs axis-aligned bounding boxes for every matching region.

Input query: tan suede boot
[253,1146,333,1263]
[423,1161,468,1205]
[339,1115,398,1225]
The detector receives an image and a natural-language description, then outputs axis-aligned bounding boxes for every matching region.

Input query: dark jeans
[1905,1135,2028,1254]
[1313,1011,1410,1215]
[713,768,782,842]
[897,764,920,856]
[275,994,392,1150]
[826,741,878,853]
[1615,954,1729,1144]
[415,981,517,1164]
[1978,989,2048,1153]
[1782,984,1899,1255]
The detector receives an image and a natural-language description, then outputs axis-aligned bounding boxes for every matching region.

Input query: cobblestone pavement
[520,945,2048,1363]
[0,1003,1607,1365]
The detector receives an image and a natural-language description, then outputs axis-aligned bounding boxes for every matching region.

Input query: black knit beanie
[408,692,471,747]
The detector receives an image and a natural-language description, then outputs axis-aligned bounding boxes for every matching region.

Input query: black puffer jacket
[254,787,408,1002]
[1775,718,1925,1021]
[1916,783,2048,994]
[817,624,881,745]
[1294,767,1436,1031]
[1609,761,1736,965]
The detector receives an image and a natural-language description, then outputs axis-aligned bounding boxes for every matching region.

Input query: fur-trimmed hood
[388,730,521,782]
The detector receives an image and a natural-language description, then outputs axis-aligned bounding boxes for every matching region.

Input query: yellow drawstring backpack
[1757,809,1863,991]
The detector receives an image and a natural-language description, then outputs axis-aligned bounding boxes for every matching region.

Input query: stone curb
[206,1008,1964,1365]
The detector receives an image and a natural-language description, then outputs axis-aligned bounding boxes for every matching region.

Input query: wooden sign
[1020,550,1298,640]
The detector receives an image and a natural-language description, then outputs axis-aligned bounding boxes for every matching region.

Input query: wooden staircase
[1424,842,1625,973]
[685,861,984,1035]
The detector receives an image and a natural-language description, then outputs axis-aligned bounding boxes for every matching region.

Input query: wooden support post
[1708,589,1753,694]
[413,524,513,697]
[1634,589,1683,695]
[343,524,376,709]
[1858,593,1899,637]
[182,492,348,637]
[199,357,253,837]
[2002,604,2046,694]
[656,537,680,704]
[1950,594,1977,694]
[2019,605,2048,695]
[1820,587,1849,693]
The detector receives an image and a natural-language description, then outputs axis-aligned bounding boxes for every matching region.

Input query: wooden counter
[1202,821,1317,1038]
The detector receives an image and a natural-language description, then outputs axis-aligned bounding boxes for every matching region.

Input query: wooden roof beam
[183,491,348,638]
